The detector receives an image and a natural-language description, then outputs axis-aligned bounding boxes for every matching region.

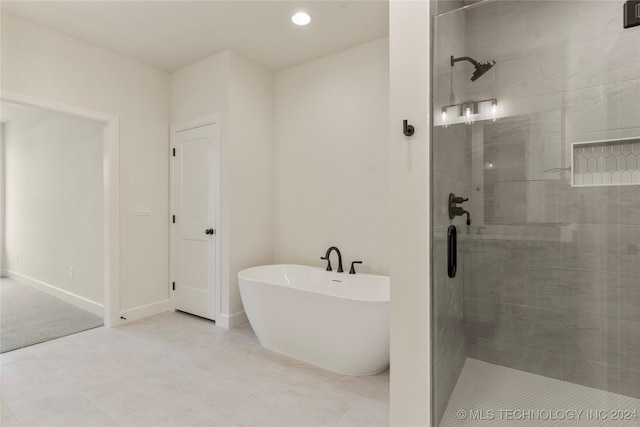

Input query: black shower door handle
[448,225,457,278]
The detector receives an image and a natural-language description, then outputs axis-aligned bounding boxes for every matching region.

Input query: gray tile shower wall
[464,233,640,398]
[461,1,640,400]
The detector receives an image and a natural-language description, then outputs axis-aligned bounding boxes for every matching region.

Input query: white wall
[2,107,104,307]
[171,50,275,328]
[1,12,171,321]
[170,51,230,126]
[227,52,275,319]
[389,1,431,426]
[274,37,390,275]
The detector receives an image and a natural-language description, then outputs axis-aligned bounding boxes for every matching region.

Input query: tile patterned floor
[441,358,640,426]
[0,311,389,427]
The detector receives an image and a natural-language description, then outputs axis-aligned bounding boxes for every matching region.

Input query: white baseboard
[119,299,172,324]
[218,310,248,330]
[1,270,104,317]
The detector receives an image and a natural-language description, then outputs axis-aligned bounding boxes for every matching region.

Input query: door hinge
[172,281,175,291]
[172,215,175,223]
[172,147,176,157]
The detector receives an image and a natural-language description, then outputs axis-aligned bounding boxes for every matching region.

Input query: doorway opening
[1,92,120,339]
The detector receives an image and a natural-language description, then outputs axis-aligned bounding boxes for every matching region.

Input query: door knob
[205,228,215,235]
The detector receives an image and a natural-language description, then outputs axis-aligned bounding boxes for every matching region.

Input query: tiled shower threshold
[441,358,640,426]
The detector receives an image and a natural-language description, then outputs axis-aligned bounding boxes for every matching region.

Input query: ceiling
[1,1,389,73]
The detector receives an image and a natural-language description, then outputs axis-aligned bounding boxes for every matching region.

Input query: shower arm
[451,56,479,67]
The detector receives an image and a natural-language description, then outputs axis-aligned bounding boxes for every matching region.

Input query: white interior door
[173,123,218,320]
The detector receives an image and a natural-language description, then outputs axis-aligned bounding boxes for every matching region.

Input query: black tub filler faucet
[321,246,343,273]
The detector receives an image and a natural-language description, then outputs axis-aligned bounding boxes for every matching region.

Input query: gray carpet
[0,277,103,353]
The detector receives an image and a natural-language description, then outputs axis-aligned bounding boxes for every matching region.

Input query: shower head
[450,55,496,82]
[471,60,496,81]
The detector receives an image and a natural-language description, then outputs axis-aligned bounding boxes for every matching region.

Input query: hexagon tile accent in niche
[573,138,640,186]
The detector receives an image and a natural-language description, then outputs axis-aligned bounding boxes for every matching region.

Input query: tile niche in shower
[573,137,640,186]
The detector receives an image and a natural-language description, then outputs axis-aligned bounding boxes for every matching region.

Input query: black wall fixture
[624,0,640,28]
[448,192,471,225]
[403,120,415,136]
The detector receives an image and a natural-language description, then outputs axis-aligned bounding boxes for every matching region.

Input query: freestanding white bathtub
[238,264,389,376]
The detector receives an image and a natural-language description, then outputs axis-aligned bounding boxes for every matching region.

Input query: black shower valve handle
[453,196,469,204]
[448,192,471,225]
[450,206,466,216]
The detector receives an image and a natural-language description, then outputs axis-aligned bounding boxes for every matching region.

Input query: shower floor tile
[441,358,640,426]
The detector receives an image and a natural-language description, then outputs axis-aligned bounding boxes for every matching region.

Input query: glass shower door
[432,1,640,425]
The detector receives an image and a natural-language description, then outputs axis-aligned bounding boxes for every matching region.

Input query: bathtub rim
[238,264,390,303]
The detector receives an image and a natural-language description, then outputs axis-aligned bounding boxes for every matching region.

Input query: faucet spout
[321,246,343,273]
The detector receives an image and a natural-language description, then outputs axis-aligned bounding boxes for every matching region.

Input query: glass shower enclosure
[432,1,640,425]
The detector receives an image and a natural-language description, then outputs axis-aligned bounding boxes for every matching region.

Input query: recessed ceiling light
[292,12,311,26]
